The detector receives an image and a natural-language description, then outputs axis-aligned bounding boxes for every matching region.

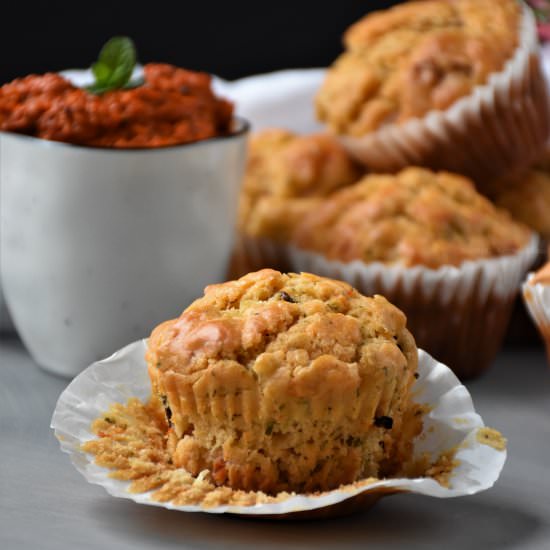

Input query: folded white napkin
[214,68,326,134]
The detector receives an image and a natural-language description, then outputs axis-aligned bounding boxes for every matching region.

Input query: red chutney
[0,64,234,148]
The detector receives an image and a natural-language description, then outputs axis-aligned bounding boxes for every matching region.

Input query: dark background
[0,1,401,84]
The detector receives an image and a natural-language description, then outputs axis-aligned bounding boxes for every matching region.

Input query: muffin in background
[523,254,550,363]
[490,147,550,242]
[293,168,530,267]
[489,151,550,348]
[146,269,418,494]
[316,0,550,189]
[493,170,550,242]
[238,129,362,240]
[231,129,363,277]
[289,167,537,378]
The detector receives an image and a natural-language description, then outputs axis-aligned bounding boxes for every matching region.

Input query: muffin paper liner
[288,236,539,379]
[51,339,506,518]
[339,5,550,192]
[523,273,550,362]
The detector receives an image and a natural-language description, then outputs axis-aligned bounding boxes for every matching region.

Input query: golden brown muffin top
[147,269,417,379]
[292,167,532,268]
[316,0,520,136]
[239,129,362,240]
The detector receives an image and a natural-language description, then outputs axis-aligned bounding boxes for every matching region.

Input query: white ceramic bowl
[0,122,248,376]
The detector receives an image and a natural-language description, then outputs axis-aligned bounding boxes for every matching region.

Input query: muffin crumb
[476,427,507,451]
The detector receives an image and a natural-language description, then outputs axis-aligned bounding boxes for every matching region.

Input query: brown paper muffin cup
[339,5,550,193]
[286,236,539,379]
[522,274,550,364]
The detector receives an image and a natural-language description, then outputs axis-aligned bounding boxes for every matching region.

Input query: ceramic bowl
[0,121,248,376]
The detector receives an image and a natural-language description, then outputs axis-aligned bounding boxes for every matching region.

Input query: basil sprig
[87,36,143,94]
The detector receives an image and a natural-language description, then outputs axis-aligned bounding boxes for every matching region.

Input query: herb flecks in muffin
[146,269,420,494]
[374,416,394,429]
[279,291,296,303]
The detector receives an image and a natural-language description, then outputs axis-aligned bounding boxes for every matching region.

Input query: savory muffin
[146,269,418,494]
[239,129,362,241]
[317,0,520,136]
[288,167,536,379]
[315,0,549,188]
[293,167,531,269]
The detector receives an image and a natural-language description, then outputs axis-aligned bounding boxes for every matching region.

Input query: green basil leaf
[86,36,138,94]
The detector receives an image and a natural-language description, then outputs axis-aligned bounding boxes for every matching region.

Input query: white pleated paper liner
[51,340,506,517]
[287,236,539,379]
[523,273,550,361]
[339,4,550,191]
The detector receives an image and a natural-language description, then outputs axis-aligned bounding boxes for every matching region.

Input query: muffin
[239,129,362,240]
[146,269,418,494]
[231,129,362,277]
[316,0,549,189]
[493,169,550,242]
[289,167,537,378]
[293,168,530,267]
[487,150,550,347]
[523,253,550,363]
[490,146,550,243]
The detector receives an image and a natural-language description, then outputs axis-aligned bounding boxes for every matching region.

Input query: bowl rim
[0,116,250,154]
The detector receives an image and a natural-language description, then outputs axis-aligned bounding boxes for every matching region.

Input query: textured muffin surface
[239,129,362,241]
[316,0,520,136]
[146,269,418,493]
[292,167,531,268]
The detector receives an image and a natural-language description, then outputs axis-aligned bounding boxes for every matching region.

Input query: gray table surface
[1,336,550,550]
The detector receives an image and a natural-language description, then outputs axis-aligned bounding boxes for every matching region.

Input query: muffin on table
[316,0,549,189]
[146,269,418,493]
[231,129,363,276]
[289,167,537,378]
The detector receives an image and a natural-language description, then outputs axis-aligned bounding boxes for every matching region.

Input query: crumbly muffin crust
[316,0,520,136]
[146,269,418,493]
[292,167,531,268]
[239,129,362,241]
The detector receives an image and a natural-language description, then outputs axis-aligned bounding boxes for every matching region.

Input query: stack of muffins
[233,0,550,378]
[82,0,531,505]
